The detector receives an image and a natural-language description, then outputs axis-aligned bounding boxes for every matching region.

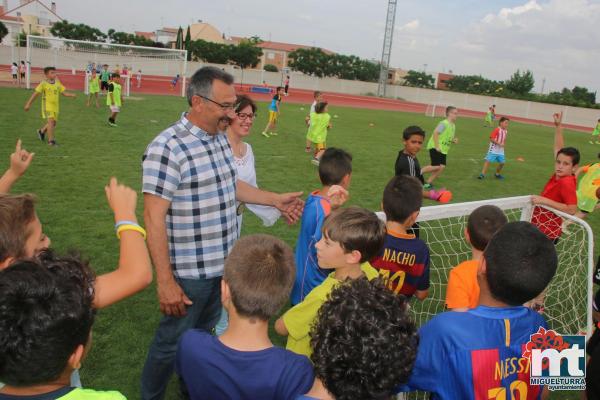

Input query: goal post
[376,195,594,339]
[26,35,188,97]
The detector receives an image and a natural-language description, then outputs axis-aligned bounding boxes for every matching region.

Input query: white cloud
[482,0,542,26]
[397,19,420,32]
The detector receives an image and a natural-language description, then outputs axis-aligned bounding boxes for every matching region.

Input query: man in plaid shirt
[140,67,304,400]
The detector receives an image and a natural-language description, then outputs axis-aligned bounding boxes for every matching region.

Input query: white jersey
[233,142,280,236]
[11,65,18,75]
[488,127,507,155]
[310,100,317,114]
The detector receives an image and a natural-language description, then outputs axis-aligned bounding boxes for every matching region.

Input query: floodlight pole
[377,0,397,97]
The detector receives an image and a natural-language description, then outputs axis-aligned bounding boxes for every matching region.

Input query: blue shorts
[485,153,505,163]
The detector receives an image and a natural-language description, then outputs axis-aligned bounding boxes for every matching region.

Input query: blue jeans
[140,277,222,400]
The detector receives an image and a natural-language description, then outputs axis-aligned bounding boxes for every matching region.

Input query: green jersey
[89,76,100,93]
[427,119,456,154]
[306,112,331,144]
[107,82,122,107]
[577,163,600,212]
[60,388,126,399]
[100,70,111,82]
[592,123,600,136]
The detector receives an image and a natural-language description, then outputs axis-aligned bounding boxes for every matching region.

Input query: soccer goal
[424,103,448,118]
[26,35,188,97]
[376,195,594,338]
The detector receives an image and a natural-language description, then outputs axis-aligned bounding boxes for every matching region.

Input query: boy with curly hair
[298,278,418,400]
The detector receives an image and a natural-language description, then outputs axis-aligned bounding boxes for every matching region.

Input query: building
[387,67,409,85]
[188,21,224,44]
[0,0,62,46]
[436,72,455,90]
[154,27,178,46]
[230,36,334,71]
[134,31,156,42]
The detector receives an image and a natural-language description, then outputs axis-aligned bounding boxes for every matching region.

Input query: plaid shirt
[142,113,238,279]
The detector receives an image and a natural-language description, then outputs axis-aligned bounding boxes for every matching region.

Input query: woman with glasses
[215,94,282,335]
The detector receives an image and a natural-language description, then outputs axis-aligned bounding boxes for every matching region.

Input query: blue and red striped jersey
[370,230,430,297]
[401,306,548,399]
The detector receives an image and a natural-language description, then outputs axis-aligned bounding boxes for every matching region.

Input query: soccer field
[0,86,596,399]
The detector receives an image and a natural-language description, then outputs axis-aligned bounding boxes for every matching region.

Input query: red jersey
[531,174,577,240]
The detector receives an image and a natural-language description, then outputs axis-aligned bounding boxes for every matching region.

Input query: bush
[264,64,278,72]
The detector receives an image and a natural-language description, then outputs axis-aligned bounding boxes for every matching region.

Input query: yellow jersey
[35,80,65,116]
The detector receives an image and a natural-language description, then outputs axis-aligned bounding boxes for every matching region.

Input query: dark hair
[43,66,56,75]
[403,125,425,140]
[0,251,96,386]
[467,205,508,251]
[498,116,509,124]
[446,106,457,116]
[557,147,580,166]
[21,61,25,64]
[315,101,328,114]
[186,66,234,106]
[12,62,17,66]
[318,148,352,186]
[322,207,385,263]
[313,91,322,98]
[112,72,120,78]
[224,235,295,320]
[310,278,418,400]
[383,176,423,224]
[234,94,257,114]
[0,194,37,263]
[276,86,284,92]
[484,221,557,306]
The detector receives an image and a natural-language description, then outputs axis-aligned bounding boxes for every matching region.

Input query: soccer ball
[438,190,453,203]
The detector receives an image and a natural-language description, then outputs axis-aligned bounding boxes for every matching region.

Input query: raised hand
[105,177,138,223]
[553,112,563,127]
[9,139,34,178]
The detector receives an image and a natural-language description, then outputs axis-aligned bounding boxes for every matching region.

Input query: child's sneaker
[423,183,433,189]
[108,121,117,127]
[494,173,504,180]
[478,174,485,179]
[270,132,278,136]
[590,141,595,144]
[596,141,600,145]
[310,158,320,166]
[261,132,270,138]
[37,129,45,142]
[48,140,58,147]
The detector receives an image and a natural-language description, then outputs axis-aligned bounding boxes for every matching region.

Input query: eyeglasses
[197,95,237,111]
[236,112,256,120]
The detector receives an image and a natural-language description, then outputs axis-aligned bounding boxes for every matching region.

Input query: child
[0,139,34,194]
[0,177,152,309]
[262,86,283,137]
[19,61,26,86]
[275,206,385,358]
[395,125,453,203]
[306,102,332,166]
[370,175,430,300]
[284,74,290,96]
[478,116,510,179]
[305,91,323,152]
[423,106,459,189]
[399,222,558,399]
[0,252,126,399]
[170,74,180,90]
[300,278,418,400]
[24,66,76,147]
[290,147,352,305]
[87,69,100,108]
[531,112,579,241]
[10,63,18,85]
[590,118,600,145]
[573,156,600,220]
[445,205,508,311]
[484,104,496,127]
[100,64,111,95]
[107,73,123,127]
[176,234,314,399]
[136,69,142,88]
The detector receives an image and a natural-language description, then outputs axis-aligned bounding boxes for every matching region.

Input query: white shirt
[310,101,317,114]
[234,143,281,237]
[11,65,18,75]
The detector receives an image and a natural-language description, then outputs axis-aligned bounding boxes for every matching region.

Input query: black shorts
[12,74,17,79]
[20,72,25,78]
[429,148,447,166]
[101,81,109,90]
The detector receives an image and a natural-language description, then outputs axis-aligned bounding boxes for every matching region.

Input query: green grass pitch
[0,86,596,399]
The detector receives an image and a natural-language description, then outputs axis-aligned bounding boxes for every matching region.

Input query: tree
[0,21,8,44]
[288,47,330,77]
[402,70,435,88]
[229,39,263,84]
[264,64,278,72]
[189,39,231,64]
[50,20,106,42]
[505,69,534,95]
[175,26,183,50]
[184,26,191,61]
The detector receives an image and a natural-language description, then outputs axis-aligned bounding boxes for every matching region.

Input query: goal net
[376,195,593,335]
[425,103,446,118]
[378,195,593,399]
[26,35,188,97]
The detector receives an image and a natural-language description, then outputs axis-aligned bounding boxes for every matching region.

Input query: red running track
[0,65,592,133]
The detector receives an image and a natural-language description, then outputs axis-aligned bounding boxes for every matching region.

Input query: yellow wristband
[116,224,147,240]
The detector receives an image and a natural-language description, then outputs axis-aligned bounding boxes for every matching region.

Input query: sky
[39,0,600,93]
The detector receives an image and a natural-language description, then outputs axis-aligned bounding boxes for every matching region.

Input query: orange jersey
[445,259,480,309]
